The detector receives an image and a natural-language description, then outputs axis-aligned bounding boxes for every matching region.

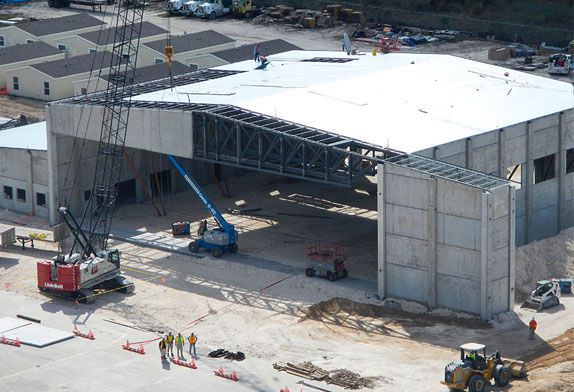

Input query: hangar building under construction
[45,50,574,320]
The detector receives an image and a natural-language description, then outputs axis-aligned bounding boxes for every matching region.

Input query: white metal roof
[0,121,47,151]
[133,50,574,153]
[460,343,485,351]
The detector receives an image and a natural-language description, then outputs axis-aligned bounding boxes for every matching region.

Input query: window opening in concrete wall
[81,87,87,95]
[121,53,130,63]
[57,44,66,51]
[13,76,19,91]
[534,154,555,184]
[0,36,4,46]
[89,48,97,54]
[4,186,12,200]
[36,192,46,207]
[43,82,50,96]
[26,39,34,44]
[16,188,26,202]
[155,58,164,64]
[84,190,91,201]
[567,148,574,174]
[507,164,522,189]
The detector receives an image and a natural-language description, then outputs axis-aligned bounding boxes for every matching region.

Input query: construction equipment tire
[211,247,223,258]
[494,364,510,387]
[77,289,95,304]
[229,243,238,253]
[189,241,199,253]
[468,374,486,392]
[305,268,315,277]
[209,11,216,19]
[326,271,335,281]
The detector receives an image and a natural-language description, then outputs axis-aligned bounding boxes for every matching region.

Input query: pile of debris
[273,361,383,389]
[253,5,334,28]
[208,348,246,361]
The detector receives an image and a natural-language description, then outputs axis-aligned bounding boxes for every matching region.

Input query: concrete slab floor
[2,238,574,392]
[112,171,379,281]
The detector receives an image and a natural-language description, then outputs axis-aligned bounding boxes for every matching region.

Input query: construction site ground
[1,2,574,391]
[1,172,574,391]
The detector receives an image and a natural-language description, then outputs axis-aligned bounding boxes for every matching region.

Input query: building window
[154,58,164,64]
[12,76,19,91]
[122,53,130,63]
[43,81,50,96]
[567,148,574,174]
[16,188,26,202]
[3,186,13,200]
[534,154,555,184]
[36,192,46,207]
[84,190,91,201]
[0,36,4,47]
[81,87,87,95]
[57,44,66,51]
[89,48,97,54]
[26,39,34,44]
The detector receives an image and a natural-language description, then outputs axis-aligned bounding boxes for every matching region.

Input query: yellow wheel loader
[441,343,526,392]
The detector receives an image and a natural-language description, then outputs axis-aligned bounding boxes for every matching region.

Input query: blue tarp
[0,0,31,3]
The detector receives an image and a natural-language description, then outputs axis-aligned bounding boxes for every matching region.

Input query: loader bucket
[502,359,527,378]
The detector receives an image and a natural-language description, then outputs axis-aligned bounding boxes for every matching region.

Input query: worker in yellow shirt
[188,332,197,357]
[166,331,174,357]
[175,332,185,358]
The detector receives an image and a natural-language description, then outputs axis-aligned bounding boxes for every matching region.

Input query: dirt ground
[0,95,46,123]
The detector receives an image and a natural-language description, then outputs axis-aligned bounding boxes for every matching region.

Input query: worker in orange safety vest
[529,317,537,340]
[188,332,197,357]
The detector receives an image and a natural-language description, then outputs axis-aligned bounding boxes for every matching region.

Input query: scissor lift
[305,240,348,281]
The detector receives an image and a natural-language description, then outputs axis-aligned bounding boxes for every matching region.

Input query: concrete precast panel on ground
[0,316,31,334]
[377,163,514,320]
[0,317,75,347]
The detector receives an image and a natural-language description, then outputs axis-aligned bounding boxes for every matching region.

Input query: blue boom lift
[168,155,238,258]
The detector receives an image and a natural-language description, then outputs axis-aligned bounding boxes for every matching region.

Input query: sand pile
[301,297,491,329]
[515,228,574,297]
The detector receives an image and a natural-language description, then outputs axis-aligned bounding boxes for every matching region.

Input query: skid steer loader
[523,279,561,311]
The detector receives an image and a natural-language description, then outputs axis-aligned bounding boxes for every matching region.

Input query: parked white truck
[180,0,203,16]
[195,0,231,18]
[166,0,186,14]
